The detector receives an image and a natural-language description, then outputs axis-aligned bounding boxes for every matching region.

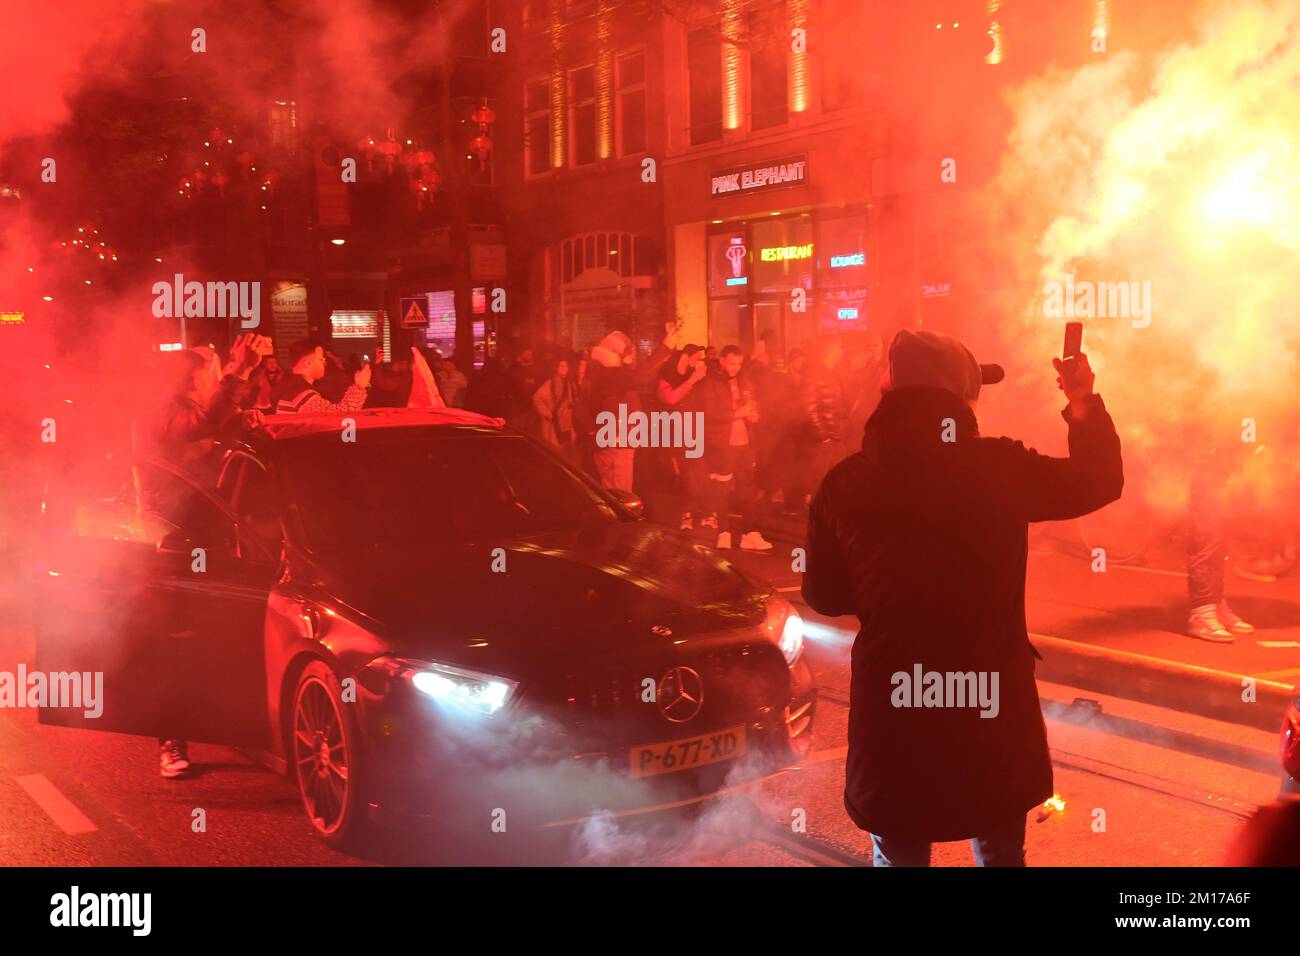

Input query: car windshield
[280,430,620,550]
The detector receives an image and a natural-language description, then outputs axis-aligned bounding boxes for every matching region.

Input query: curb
[1032,633,1295,733]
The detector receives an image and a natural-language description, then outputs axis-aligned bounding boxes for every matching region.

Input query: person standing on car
[272,339,371,415]
[802,329,1122,865]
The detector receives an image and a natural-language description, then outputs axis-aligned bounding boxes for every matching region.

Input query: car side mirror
[608,488,645,519]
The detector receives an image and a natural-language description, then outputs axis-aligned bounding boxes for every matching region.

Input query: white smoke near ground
[567,754,789,865]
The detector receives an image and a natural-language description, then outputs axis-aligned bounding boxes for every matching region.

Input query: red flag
[407,346,446,408]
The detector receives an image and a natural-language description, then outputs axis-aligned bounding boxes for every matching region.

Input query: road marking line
[14,774,98,835]
[775,585,801,592]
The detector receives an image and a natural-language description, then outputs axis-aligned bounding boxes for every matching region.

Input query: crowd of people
[145,323,885,553]
[471,322,886,552]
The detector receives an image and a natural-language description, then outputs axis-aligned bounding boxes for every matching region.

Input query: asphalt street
[1,527,1293,866]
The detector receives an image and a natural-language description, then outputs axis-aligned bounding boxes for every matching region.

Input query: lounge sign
[710,155,808,198]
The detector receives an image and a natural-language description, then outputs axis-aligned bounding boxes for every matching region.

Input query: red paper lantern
[403,148,435,169]
[356,136,378,171]
[468,133,492,163]
[376,138,403,173]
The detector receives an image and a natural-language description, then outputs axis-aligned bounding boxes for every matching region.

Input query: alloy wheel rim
[294,677,350,835]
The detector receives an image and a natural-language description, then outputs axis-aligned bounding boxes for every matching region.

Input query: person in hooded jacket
[802,329,1123,866]
[581,323,680,492]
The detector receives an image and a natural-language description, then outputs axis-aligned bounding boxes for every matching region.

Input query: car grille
[535,640,790,743]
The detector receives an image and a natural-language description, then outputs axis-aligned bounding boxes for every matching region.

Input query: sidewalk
[742,506,1300,734]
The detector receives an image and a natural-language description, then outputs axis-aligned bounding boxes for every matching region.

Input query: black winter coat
[802,387,1123,841]
[802,364,847,443]
[696,369,756,463]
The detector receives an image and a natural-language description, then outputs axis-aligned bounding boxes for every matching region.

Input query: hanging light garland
[176,126,276,205]
[355,125,449,209]
[50,225,119,265]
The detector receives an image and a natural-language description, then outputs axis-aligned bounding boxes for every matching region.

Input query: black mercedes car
[34,408,815,851]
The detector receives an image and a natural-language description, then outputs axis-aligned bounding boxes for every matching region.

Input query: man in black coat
[802,329,1123,866]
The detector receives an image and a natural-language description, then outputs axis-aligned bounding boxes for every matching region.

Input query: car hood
[296,522,769,675]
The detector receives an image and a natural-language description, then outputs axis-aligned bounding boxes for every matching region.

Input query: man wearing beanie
[802,328,1123,866]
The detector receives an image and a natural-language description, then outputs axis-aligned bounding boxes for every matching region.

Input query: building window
[749,5,788,131]
[569,65,597,166]
[561,232,655,281]
[687,29,722,145]
[821,0,866,112]
[524,79,551,176]
[616,51,646,156]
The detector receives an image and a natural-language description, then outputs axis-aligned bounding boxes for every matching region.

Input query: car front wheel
[292,660,368,849]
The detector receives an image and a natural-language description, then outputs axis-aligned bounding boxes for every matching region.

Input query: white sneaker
[159,740,191,779]
[1188,605,1234,643]
[716,532,733,550]
[1217,601,1255,635]
[739,531,774,552]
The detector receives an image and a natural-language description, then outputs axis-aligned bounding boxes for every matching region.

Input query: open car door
[34,455,269,744]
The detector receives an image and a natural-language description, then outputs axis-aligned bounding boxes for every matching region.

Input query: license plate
[629,725,747,779]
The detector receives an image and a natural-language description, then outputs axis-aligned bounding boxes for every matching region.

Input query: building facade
[499,0,1138,359]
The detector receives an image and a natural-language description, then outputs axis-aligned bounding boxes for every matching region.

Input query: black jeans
[871,813,1028,867]
[708,444,758,536]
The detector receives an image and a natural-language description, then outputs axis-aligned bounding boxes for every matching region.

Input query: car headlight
[763,594,804,665]
[400,660,519,716]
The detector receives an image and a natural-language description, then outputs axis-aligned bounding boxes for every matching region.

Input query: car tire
[291,660,369,851]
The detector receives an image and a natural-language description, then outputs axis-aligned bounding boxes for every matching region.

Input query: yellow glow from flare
[1201,147,1288,225]
[1043,793,1066,813]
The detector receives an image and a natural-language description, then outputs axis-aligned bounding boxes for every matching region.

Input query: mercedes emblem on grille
[656,665,704,723]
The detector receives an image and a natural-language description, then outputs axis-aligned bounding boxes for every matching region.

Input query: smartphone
[1062,321,1083,369]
